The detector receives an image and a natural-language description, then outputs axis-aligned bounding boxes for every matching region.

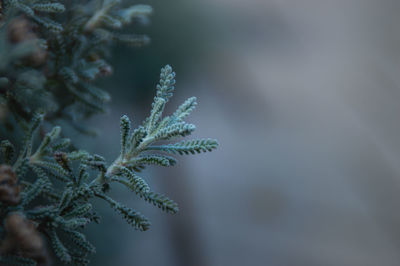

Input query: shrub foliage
[0,0,218,264]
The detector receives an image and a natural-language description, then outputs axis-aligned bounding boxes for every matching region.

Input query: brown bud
[0,165,21,206]
[1,213,50,266]
[54,152,71,172]
[28,48,48,66]
[7,17,48,66]
[8,17,36,43]
[87,53,100,62]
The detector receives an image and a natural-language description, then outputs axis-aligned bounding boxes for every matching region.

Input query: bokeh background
[77,0,400,265]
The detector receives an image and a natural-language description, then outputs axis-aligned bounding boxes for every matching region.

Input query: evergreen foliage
[0,0,218,264]
[0,0,152,134]
[0,65,218,265]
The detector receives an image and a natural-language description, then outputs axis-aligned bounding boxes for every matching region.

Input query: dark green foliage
[0,0,218,263]
[147,139,219,155]
[97,193,150,231]
[20,176,51,207]
[134,154,177,167]
[0,0,152,132]
[48,229,71,263]
[143,192,179,214]
[65,230,95,254]
[1,140,15,164]
[0,65,218,265]
[0,255,37,265]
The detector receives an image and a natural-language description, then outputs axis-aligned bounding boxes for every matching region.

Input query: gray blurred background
[77,0,400,265]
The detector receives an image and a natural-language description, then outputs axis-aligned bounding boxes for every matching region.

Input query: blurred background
[76,0,400,265]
